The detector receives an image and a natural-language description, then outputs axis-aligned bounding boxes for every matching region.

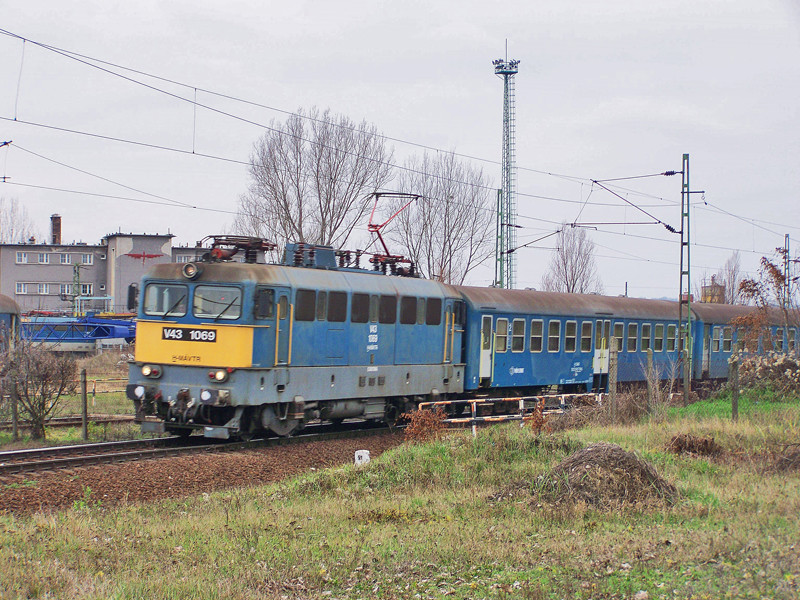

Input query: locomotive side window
[316,291,327,321]
[454,301,466,326]
[627,323,638,352]
[511,319,525,352]
[548,320,561,353]
[426,297,442,325]
[495,318,508,353]
[143,283,187,317]
[613,323,624,352]
[641,324,652,351]
[667,324,677,351]
[295,289,316,321]
[327,291,347,322]
[254,287,274,319]
[379,295,397,324]
[351,293,369,323]
[654,324,665,352]
[400,296,416,324]
[581,321,593,352]
[530,319,543,352]
[564,320,577,353]
[416,298,426,324]
[278,296,288,320]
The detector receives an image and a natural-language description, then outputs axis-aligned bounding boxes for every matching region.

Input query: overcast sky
[1,0,798,297]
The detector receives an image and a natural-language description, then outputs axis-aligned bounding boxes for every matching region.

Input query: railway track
[0,415,135,431]
[0,422,391,477]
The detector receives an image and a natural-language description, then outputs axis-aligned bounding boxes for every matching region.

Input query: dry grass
[666,433,723,457]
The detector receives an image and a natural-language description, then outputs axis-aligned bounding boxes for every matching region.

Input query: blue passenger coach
[0,294,20,352]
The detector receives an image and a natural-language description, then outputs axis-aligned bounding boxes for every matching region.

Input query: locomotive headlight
[141,364,162,378]
[208,369,228,382]
[181,262,203,280]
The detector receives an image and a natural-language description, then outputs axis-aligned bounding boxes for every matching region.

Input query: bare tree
[234,107,394,250]
[540,225,604,294]
[387,152,494,285]
[0,197,38,243]
[721,251,743,304]
[1,341,77,440]
[739,247,799,329]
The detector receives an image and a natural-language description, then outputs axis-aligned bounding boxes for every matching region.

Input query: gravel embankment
[0,432,404,514]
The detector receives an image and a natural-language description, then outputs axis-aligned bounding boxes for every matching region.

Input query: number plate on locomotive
[161,327,217,342]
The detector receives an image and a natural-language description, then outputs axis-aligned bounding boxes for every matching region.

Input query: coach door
[274,289,292,366]
[479,315,493,385]
[593,319,611,375]
[702,324,711,376]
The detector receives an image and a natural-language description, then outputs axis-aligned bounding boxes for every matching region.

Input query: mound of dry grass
[772,443,800,472]
[536,442,677,508]
[667,433,722,457]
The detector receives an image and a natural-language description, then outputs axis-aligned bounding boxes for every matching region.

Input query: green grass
[1,394,799,599]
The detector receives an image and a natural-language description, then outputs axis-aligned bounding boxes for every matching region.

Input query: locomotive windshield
[143,283,188,317]
[193,285,242,320]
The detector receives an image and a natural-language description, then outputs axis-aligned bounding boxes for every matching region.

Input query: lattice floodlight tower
[492,56,520,289]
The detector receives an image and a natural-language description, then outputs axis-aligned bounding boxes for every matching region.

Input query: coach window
[565,320,577,353]
[627,323,638,352]
[295,289,316,321]
[327,292,347,322]
[316,291,327,321]
[667,324,677,352]
[581,321,593,352]
[654,324,665,352]
[776,328,785,352]
[712,326,721,352]
[254,287,274,319]
[495,318,509,353]
[400,296,417,325]
[511,319,525,352]
[548,320,561,353]
[640,324,651,352]
[723,327,733,352]
[530,319,543,352]
[351,293,369,323]
[789,329,797,352]
[143,283,187,317]
[379,295,397,324]
[416,298,426,324]
[426,297,442,326]
[193,285,242,320]
[613,323,624,352]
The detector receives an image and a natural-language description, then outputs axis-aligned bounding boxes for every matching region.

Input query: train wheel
[261,405,300,437]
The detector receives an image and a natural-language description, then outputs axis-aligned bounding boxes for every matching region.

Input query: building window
[627,323,638,352]
[495,318,509,353]
[80,253,94,265]
[38,253,50,264]
[548,320,561,353]
[581,321,593,352]
[60,283,72,295]
[60,253,71,264]
[15,282,28,294]
[16,252,27,264]
[38,283,50,295]
[175,255,192,263]
[511,319,525,352]
[80,283,93,296]
[564,320,577,353]
[667,324,677,352]
[530,319,543,352]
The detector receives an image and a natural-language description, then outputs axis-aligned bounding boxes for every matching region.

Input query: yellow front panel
[135,320,254,367]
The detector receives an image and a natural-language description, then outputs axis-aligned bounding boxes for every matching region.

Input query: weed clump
[737,352,800,397]
[402,407,447,442]
[536,442,677,508]
[771,443,800,472]
[666,433,722,457]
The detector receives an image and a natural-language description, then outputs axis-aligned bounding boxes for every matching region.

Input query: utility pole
[678,153,692,398]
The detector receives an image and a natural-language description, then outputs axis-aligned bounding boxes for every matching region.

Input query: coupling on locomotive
[127,235,795,440]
